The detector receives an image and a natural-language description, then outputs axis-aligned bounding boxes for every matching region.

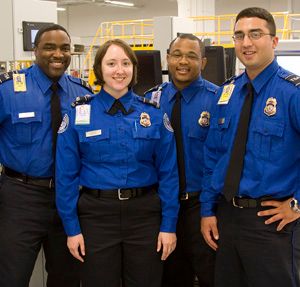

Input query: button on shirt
[145,77,218,194]
[0,65,93,177]
[200,60,300,216]
[56,89,179,236]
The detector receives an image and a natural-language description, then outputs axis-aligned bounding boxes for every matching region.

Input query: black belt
[2,166,54,189]
[81,184,157,200]
[231,195,288,209]
[180,191,199,201]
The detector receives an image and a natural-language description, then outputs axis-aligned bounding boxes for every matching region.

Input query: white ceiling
[44,0,147,7]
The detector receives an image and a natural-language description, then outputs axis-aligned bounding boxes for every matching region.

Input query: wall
[0,0,57,61]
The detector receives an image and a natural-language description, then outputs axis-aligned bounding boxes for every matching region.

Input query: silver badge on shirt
[264,97,277,116]
[198,111,210,127]
[140,112,151,127]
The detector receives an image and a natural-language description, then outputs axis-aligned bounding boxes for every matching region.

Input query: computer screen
[22,21,53,51]
[202,46,226,86]
[133,50,163,96]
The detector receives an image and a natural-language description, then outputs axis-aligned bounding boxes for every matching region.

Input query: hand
[67,233,85,262]
[156,232,177,261]
[201,216,219,251]
[257,198,300,231]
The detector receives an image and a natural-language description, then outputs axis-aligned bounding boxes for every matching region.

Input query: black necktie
[50,82,62,158]
[171,91,186,194]
[223,83,254,202]
[108,99,130,115]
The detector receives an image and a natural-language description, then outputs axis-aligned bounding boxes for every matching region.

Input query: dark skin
[34,30,71,82]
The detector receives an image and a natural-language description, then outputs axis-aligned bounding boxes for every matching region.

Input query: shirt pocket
[210,116,231,152]
[252,119,284,160]
[132,125,160,161]
[188,126,208,160]
[11,111,42,144]
[78,128,111,162]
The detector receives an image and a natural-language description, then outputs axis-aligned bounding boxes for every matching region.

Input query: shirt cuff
[160,216,177,233]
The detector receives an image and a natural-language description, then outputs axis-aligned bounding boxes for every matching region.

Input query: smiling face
[167,38,206,91]
[34,30,71,81]
[101,44,133,99]
[234,17,278,80]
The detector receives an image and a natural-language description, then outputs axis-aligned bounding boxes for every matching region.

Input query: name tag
[19,112,35,118]
[75,104,91,125]
[218,84,235,105]
[13,74,27,92]
[86,130,102,137]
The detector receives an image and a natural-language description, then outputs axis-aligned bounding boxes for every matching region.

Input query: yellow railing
[191,12,300,46]
[81,12,300,88]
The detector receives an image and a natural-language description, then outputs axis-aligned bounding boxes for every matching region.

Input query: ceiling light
[104,0,134,7]
[56,7,66,11]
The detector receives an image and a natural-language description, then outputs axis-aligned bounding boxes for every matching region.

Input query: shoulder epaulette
[221,75,236,86]
[68,76,94,93]
[71,94,93,108]
[137,96,160,109]
[0,71,17,84]
[204,80,219,93]
[143,82,168,96]
[283,74,300,87]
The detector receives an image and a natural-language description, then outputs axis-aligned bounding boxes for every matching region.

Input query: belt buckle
[49,178,54,189]
[232,197,243,208]
[180,192,189,201]
[118,188,130,200]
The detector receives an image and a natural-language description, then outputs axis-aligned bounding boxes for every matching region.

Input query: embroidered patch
[163,113,173,132]
[58,114,69,134]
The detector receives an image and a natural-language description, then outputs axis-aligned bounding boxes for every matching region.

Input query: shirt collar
[249,60,279,94]
[32,64,68,95]
[99,88,133,113]
[168,76,205,103]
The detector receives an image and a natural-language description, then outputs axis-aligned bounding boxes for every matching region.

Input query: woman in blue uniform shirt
[55,39,179,287]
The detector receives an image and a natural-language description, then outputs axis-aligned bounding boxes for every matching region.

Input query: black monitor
[225,47,236,79]
[133,50,163,96]
[22,21,54,51]
[202,46,226,86]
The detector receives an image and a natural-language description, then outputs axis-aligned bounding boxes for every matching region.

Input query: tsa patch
[163,113,173,132]
[58,114,69,134]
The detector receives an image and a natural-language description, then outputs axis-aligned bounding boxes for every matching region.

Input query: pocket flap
[12,111,42,124]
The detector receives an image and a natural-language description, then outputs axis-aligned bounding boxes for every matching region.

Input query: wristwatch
[290,198,300,213]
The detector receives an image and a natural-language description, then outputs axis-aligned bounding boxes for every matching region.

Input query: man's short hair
[34,24,71,47]
[235,7,276,36]
[168,34,205,58]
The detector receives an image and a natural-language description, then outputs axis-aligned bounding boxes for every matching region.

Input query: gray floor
[29,250,47,287]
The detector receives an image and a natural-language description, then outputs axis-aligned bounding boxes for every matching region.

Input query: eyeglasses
[169,52,201,61]
[232,31,275,42]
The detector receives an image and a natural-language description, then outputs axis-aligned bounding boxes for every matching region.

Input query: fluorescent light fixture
[104,0,134,7]
[56,7,66,11]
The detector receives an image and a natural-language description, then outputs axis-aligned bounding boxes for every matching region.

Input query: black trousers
[215,198,300,287]
[162,198,215,287]
[0,175,80,287]
[78,190,163,287]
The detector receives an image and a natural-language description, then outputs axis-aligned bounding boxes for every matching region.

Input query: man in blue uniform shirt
[145,34,218,287]
[0,24,92,287]
[201,7,300,287]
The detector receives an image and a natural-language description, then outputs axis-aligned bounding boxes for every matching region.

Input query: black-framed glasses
[232,31,275,42]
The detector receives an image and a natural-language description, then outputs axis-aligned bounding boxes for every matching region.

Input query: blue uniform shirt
[0,64,93,177]
[145,77,218,194]
[201,60,300,216]
[56,89,179,236]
